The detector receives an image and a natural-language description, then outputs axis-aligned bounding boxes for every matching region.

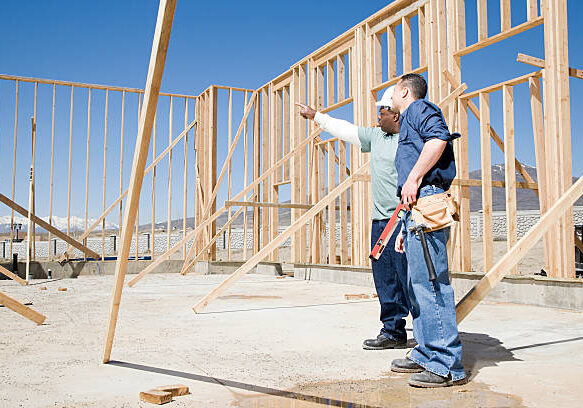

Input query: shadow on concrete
[461,332,520,379]
[508,335,583,352]
[107,360,381,407]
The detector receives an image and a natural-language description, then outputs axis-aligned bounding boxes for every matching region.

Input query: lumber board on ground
[0,291,45,324]
[139,390,172,405]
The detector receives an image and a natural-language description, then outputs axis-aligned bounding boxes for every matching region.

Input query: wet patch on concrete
[231,375,524,407]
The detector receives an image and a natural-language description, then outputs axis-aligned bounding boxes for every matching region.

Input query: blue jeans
[403,185,465,381]
[370,219,409,341]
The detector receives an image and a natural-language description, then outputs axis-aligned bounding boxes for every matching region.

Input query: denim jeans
[402,185,465,381]
[370,219,409,341]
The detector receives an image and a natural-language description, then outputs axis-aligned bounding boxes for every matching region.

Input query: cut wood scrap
[344,293,370,300]
[372,293,378,298]
[155,384,189,397]
[58,288,67,292]
[0,291,45,324]
[0,265,27,286]
[139,390,172,405]
[456,169,583,323]
[192,161,369,314]
[40,286,47,290]
[0,192,100,259]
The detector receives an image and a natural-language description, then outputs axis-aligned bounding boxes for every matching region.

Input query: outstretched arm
[296,102,361,147]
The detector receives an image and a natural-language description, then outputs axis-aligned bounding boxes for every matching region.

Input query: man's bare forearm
[406,139,447,183]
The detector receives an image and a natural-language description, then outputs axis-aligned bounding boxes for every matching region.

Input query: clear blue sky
[1,0,582,226]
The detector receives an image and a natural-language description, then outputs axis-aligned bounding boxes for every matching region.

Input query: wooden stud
[136,94,142,262]
[167,95,173,251]
[402,15,412,73]
[527,0,538,20]
[103,0,177,364]
[0,291,45,325]
[10,80,19,257]
[479,92,493,273]
[418,5,427,67]
[84,89,92,260]
[458,98,471,272]
[183,98,189,259]
[225,201,312,210]
[48,84,56,259]
[503,85,517,274]
[102,90,109,260]
[327,142,336,264]
[32,83,37,260]
[119,91,125,244]
[192,161,370,314]
[283,85,291,180]
[243,91,249,260]
[477,0,488,41]
[261,87,270,256]
[227,89,233,259]
[67,86,74,239]
[387,24,397,79]
[151,112,157,259]
[252,91,261,255]
[500,0,511,32]
[517,53,583,82]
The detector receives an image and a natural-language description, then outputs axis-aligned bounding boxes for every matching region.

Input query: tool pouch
[411,191,459,232]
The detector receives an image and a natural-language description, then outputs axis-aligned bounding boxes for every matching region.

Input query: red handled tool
[369,202,406,261]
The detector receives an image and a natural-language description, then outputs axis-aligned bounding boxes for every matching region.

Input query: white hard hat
[375,85,395,109]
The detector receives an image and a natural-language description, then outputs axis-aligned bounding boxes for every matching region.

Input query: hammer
[408,222,437,281]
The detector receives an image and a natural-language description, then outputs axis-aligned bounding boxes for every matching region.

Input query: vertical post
[32,84,37,260]
[103,0,177,363]
[151,113,157,259]
[119,91,125,246]
[283,86,291,180]
[479,92,493,273]
[458,98,471,272]
[208,86,218,260]
[48,84,56,260]
[67,86,74,240]
[136,94,142,262]
[327,142,336,264]
[387,24,397,79]
[253,91,261,255]
[527,0,538,20]
[183,97,189,259]
[503,85,517,274]
[418,5,427,67]
[298,64,308,263]
[402,16,412,73]
[477,0,488,41]
[530,76,551,273]
[227,89,233,259]
[500,0,511,32]
[84,89,92,261]
[102,90,109,260]
[10,80,19,258]
[243,91,249,260]
[261,87,270,258]
[167,96,173,251]
[270,87,281,262]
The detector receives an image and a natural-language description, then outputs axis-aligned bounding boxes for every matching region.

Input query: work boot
[390,358,424,373]
[362,334,407,350]
[408,370,467,388]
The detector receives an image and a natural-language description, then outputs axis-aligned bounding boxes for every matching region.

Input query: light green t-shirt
[357,127,399,220]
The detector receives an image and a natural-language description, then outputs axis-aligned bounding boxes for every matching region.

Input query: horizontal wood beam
[454,16,544,58]
[461,71,542,100]
[370,65,428,94]
[225,201,312,210]
[0,291,45,324]
[0,193,100,259]
[516,53,583,80]
[451,178,538,190]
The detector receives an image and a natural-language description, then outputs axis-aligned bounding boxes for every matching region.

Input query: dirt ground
[2,273,582,407]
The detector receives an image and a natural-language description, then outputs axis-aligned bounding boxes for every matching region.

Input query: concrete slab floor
[1,274,582,407]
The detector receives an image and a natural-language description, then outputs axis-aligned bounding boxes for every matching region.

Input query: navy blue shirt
[395,99,460,197]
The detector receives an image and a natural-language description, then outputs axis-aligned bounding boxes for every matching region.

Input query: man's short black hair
[400,73,427,100]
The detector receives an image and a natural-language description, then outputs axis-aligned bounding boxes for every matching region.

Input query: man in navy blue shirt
[388,73,466,388]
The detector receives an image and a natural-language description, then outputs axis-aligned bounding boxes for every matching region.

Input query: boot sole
[408,378,468,388]
[362,343,407,350]
[390,366,425,373]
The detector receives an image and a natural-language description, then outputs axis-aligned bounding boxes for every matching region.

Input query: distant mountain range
[2,164,578,235]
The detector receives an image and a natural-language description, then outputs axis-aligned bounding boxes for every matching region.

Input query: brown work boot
[362,334,407,350]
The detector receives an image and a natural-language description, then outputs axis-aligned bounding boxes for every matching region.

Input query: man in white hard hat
[297,86,410,350]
